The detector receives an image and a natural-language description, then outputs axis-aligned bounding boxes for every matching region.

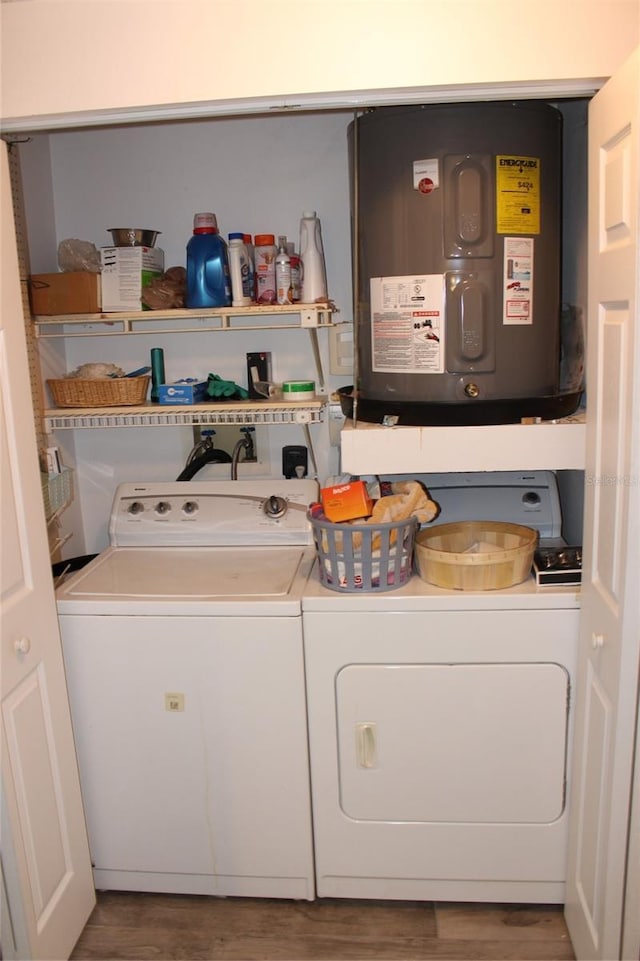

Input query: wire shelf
[43,400,326,430]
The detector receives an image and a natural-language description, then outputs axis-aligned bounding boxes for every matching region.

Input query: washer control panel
[109,479,319,547]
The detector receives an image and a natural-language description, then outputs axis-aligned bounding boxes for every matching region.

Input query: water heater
[346,101,583,425]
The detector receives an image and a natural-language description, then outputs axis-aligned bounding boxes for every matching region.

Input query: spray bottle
[276,235,293,305]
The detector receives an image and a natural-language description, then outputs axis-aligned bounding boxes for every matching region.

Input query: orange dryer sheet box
[320,480,373,523]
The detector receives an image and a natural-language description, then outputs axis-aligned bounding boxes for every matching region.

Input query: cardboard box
[29,271,101,315]
[321,480,374,523]
[100,246,164,312]
[157,381,208,405]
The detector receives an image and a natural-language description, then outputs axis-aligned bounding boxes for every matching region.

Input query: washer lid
[56,545,315,616]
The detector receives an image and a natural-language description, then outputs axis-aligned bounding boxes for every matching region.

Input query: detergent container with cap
[186,212,231,308]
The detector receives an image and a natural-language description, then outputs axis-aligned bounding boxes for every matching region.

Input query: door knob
[14,636,31,655]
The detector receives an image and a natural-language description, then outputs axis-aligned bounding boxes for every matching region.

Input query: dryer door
[336,662,567,824]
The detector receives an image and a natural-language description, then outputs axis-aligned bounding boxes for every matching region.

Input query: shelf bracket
[307,329,325,391]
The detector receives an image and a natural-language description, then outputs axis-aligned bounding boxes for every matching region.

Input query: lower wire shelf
[43,399,326,430]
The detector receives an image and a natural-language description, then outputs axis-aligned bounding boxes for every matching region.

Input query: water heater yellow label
[496,156,541,234]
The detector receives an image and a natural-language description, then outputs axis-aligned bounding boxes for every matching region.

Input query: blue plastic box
[157,381,208,405]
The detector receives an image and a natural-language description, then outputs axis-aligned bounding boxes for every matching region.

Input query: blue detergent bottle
[186,212,232,308]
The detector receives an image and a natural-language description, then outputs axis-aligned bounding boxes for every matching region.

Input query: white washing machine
[302,471,580,904]
[56,479,319,899]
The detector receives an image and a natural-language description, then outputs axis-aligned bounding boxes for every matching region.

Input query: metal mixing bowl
[108,228,161,247]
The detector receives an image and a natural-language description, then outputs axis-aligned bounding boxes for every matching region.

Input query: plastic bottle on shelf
[186,212,232,308]
[243,234,256,300]
[275,235,293,305]
[228,232,253,307]
[287,241,302,302]
[299,211,328,303]
[150,347,165,403]
[254,234,277,304]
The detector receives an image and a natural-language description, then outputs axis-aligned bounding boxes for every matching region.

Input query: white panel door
[564,47,640,961]
[0,145,95,960]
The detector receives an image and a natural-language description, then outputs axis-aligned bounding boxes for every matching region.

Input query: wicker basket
[47,376,150,407]
[415,521,537,591]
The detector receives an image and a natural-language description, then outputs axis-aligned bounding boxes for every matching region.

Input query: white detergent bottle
[299,211,327,303]
[228,232,252,306]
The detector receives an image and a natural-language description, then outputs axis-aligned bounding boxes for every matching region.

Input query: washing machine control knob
[128,501,144,515]
[263,494,287,519]
[155,501,171,515]
[182,501,198,515]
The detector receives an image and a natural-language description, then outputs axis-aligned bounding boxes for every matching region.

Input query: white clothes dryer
[302,471,580,904]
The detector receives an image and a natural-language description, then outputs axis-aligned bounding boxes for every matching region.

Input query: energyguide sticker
[496,155,541,234]
[370,275,445,374]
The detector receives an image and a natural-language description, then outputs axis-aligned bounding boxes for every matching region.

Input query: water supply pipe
[231,427,256,480]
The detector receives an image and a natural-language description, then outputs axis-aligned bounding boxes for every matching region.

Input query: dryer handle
[356,722,378,769]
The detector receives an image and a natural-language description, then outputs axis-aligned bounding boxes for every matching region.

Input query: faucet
[185,429,217,467]
[176,429,232,481]
[231,427,255,480]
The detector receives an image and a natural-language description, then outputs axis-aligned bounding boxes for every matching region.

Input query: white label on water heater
[413,158,439,194]
[503,237,534,326]
[370,275,445,373]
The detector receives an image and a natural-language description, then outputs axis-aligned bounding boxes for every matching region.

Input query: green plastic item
[206,373,249,400]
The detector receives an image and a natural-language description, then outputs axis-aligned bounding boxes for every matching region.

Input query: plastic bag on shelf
[57,238,101,273]
[141,266,186,309]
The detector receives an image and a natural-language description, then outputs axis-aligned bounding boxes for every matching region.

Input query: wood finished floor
[71,893,575,961]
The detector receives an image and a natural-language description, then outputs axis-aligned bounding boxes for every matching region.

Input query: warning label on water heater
[413,158,439,194]
[503,237,534,326]
[370,275,445,373]
[496,155,541,234]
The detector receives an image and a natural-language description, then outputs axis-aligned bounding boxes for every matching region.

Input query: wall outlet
[282,445,308,478]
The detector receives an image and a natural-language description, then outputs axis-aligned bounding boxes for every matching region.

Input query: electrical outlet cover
[282,445,308,478]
